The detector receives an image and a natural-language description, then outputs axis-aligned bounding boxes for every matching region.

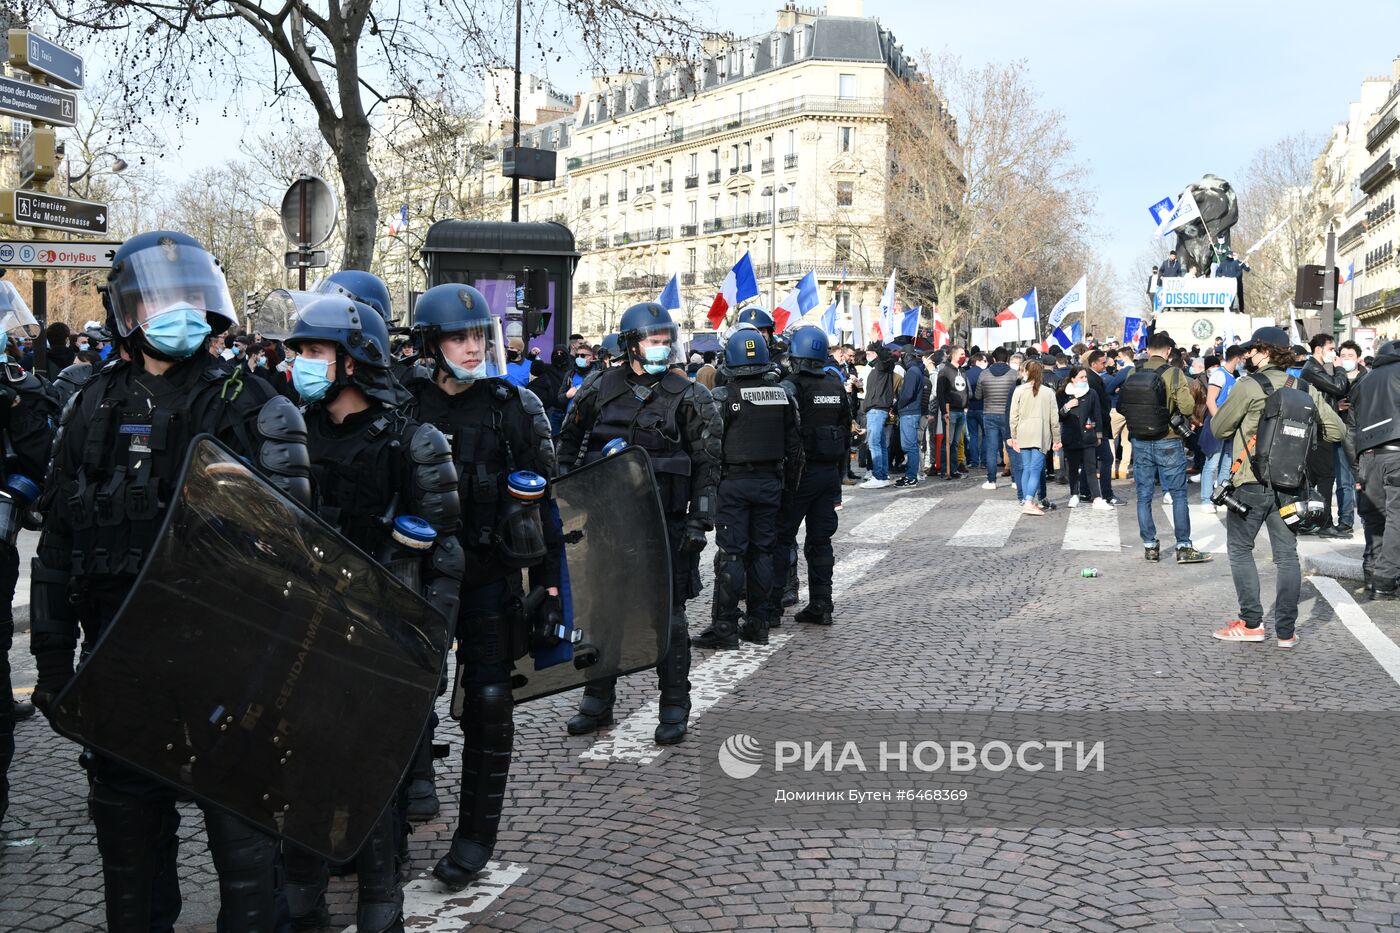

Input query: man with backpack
[1118,331,1212,564]
[1209,326,1346,647]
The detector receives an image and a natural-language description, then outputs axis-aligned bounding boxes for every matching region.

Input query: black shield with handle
[49,436,451,862]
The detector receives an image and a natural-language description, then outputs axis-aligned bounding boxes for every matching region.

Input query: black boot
[356,814,405,932]
[795,600,833,625]
[655,611,691,746]
[738,615,770,645]
[405,716,440,822]
[436,682,513,889]
[566,682,615,735]
[691,617,739,649]
[282,844,330,929]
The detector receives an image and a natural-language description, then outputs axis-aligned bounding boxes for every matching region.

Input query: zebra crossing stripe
[1061,505,1122,552]
[947,499,1023,548]
[849,496,942,543]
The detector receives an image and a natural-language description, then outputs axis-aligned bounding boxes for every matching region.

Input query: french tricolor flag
[773,270,820,333]
[707,251,760,329]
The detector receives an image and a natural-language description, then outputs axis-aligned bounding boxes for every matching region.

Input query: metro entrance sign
[0,240,120,270]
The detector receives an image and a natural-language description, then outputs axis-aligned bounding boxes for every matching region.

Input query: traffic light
[1294,265,1325,309]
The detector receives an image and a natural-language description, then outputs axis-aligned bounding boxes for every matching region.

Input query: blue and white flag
[876,268,897,341]
[821,298,841,340]
[1047,275,1086,330]
[658,273,681,311]
[1050,324,1073,351]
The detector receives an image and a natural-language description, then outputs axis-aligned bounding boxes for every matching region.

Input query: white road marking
[848,496,941,543]
[1311,576,1400,688]
[581,547,889,764]
[1061,505,1121,552]
[948,499,1023,548]
[343,862,528,932]
[1159,501,1229,553]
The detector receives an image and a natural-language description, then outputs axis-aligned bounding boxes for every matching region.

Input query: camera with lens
[1210,481,1249,516]
[1169,411,1197,442]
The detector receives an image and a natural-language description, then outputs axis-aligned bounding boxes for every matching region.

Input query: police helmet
[316,269,393,322]
[102,231,240,338]
[724,326,770,376]
[0,281,39,341]
[788,325,830,372]
[284,296,390,369]
[599,332,622,360]
[618,301,683,368]
[736,306,775,331]
[411,283,507,381]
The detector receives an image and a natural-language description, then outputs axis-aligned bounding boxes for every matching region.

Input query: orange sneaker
[1213,620,1266,642]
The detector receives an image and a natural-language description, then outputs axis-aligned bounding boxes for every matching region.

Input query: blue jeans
[945,410,967,475]
[1335,443,1356,527]
[1018,448,1045,503]
[966,410,984,467]
[1133,437,1192,549]
[1201,449,1228,504]
[899,413,921,479]
[865,409,889,480]
[982,414,1010,484]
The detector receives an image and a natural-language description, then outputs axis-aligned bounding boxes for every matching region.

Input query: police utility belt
[722,461,782,479]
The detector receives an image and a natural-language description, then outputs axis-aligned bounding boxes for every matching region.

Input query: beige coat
[1009,382,1062,450]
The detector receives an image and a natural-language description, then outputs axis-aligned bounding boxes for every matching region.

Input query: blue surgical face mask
[143,305,212,359]
[642,344,671,375]
[292,357,333,402]
[444,357,487,383]
[575,356,591,369]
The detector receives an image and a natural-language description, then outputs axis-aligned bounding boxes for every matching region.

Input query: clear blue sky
[154,0,1399,306]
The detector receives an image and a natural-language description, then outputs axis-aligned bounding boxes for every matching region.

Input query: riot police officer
[598,332,622,367]
[30,231,313,932]
[282,294,463,931]
[404,284,561,887]
[558,302,721,744]
[692,329,802,649]
[0,280,57,825]
[774,326,852,626]
[314,268,395,322]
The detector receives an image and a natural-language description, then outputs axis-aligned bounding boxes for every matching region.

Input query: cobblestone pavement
[5,472,1400,932]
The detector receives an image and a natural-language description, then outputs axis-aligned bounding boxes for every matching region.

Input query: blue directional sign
[0,74,75,126]
[8,30,84,90]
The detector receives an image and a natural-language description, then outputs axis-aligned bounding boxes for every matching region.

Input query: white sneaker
[1189,474,1202,484]
[980,481,997,490]
[1091,498,1113,510]
[1163,492,1173,504]
[860,478,892,489]
[1067,495,1080,509]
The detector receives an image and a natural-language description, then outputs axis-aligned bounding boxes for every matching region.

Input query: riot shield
[49,436,451,862]
[500,445,671,704]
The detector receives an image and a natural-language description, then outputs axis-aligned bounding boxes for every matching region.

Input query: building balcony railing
[707,169,721,184]
[1366,194,1395,227]
[581,196,591,210]
[1356,288,1386,312]
[754,209,772,226]
[617,189,629,201]
[1339,219,1368,250]
[784,153,799,169]
[682,272,697,285]
[684,175,699,189]
[681,223,698,237]
[1369,111,1399,152]
[752,259,878,279]
[654,226,672,240]
[779,207,800,223]
[1359,149,1394,193]
[729,165,740,176]
[660,179,673,193]
[615,273,669,292]
[702,218,722,233]
[593,236,608,250]
[740,163,752,174]
[572,95,887,170]
[598,193,609,206]
[761,158,774,174]
[578,282,590,295]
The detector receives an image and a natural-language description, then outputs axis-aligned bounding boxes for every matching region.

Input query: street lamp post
[67,152,128,198]
[763,184,789,309]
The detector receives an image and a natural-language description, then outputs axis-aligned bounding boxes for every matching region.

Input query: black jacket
[1056,385,1103,449]
[1159,259,1183,278]
[1349,341,1400,454]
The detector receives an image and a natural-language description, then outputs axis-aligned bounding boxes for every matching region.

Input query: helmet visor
[629,320,688,369]
[108,240,238,337]
[435,315,508,381]
[0,282,39,338]
[258,289,321,341]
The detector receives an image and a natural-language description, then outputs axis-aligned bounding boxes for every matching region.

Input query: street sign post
[18,126,58,186]
[280,174,338,288]
[7,30,83,89]
[283,249,328,270]
[0,74,76,126]
[0,240,120,270]
[0,190,108,235]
